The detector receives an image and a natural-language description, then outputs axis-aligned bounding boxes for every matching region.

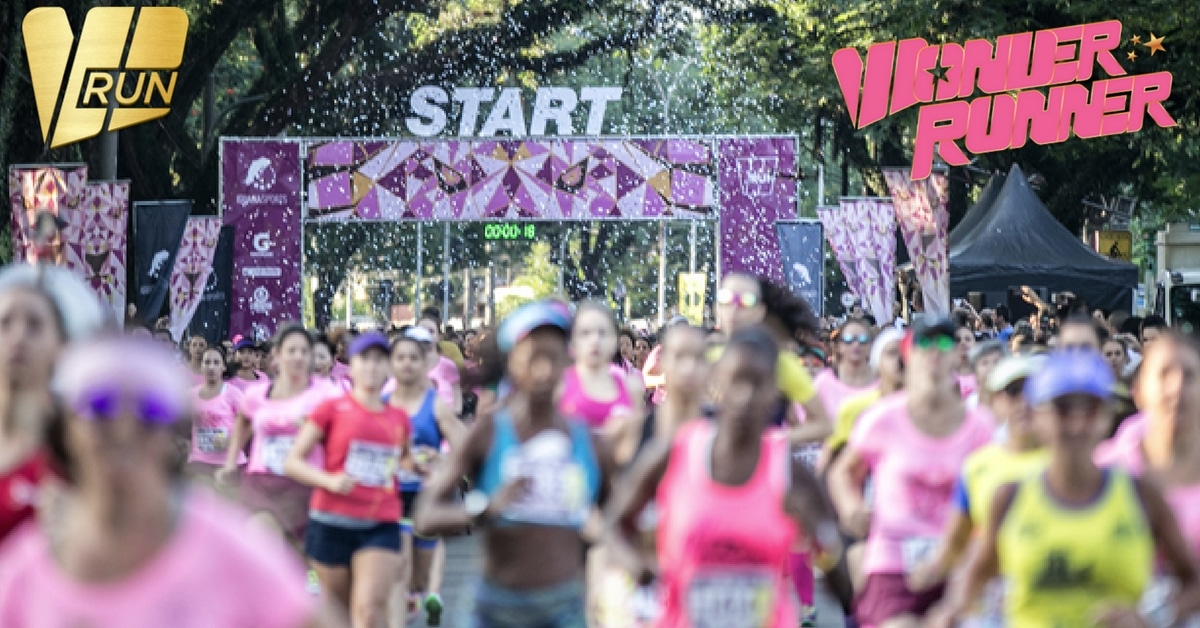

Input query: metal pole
[97,131,118,180]
[689,220,697,274]
[557,234,566,296]
[345,273,352,326]
[817,162,825,207]
[657,220,667,327]
[415,223,423,319]
[442,222,451,324]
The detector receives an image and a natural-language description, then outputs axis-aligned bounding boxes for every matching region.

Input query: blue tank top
[411,389,441,450]
[476,410,601,529]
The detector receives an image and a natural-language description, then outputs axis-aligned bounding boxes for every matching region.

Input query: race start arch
[220,136,801,339]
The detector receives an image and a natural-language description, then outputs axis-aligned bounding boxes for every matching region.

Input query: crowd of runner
[0,262,1198,628]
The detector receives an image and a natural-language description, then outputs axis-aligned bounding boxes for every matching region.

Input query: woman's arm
[1128,476,1200,624]
[603,438,671,582]
[783,458,853,612]
[930,483,1014,628]
[216,412,252,484]
[826,447,871,537]
[414,416,491,537]
[283,422,347,494]
[433,399,467,451]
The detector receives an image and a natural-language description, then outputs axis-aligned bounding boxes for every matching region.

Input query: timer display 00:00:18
[481,223,537,240]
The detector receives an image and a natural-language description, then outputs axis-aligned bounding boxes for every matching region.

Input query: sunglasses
[840,333,871,345]
[716,289,759,309]
[72,385,179,426]
[915,335,956,352]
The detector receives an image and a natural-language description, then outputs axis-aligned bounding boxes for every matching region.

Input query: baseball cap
[912,317,957,341]
[233,338,256,352]
[347,332,390,358]
[404,326,435,344]
[870,327,907,370]
[970,339,1007,367]
[986,355,1045,393]
[498,300,572,353]
[1025,350,1114,406]
[667,314,690,327]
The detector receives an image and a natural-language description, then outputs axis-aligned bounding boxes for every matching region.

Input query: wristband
[1144,603,1177,628]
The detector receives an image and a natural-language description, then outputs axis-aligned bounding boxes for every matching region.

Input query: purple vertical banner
[221,140,302,342]
[717,137,798,283]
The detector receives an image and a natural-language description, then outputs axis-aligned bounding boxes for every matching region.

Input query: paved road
[411,534,847,628]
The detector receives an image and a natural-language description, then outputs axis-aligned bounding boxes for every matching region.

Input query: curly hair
[756,277,819,339]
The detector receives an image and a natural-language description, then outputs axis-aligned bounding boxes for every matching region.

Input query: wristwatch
[463,490,491,525]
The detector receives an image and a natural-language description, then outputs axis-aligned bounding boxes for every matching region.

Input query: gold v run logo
[831,20,1175,180]
[24,7,188,149]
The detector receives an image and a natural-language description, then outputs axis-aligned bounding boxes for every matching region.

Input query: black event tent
[948,171,1006,248]
[949,164,1137,311]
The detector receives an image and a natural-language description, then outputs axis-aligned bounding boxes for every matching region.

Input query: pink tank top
[558,365,633,429]
[189,384,246,466]
[0,490,315,628]
[656,421,798,628]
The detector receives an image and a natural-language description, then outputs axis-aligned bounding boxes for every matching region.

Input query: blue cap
[233,338,256,352]
[348,332,390,358]
[497,300,571,353]
[1025,350,1114,405]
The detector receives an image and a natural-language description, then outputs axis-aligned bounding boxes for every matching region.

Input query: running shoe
[800,605,818,627]
[423,593,443,626]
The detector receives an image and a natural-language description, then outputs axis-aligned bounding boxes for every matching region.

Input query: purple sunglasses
[72,385,180,426]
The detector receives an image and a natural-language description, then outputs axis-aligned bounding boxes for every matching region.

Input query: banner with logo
[775,221,825,317]
[132,200,191,325]
[8,165,88,263]
[816,205,865,310]
[678,272,707,324]
[61,181,129,323]
[883,168,950,317]
[305,139,716,220]
[717,138,798,283]
[188,225,234,344]
[222,140,302,341]
[169,218,221,341]
[842,198,897,324]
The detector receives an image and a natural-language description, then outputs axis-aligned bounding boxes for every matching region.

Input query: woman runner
[828,318,994,628]
[0,337,343,627]
[608,326,850,628]
[822,327,907,470]
[954,324,979,399]
[188,346,245,490]
[560,302,644,434]
[389,327,466,626]
[286,332,412,628]
[1097,333,1200,624]
[415,300,615,628]
[416,315,463,417]
[217,324,339,549]
[907,355,1048,625]
[185,334,208,385]
[313,334,346,390]
[0,265,103,544]
[230,337,268,392]
[935,350,1200,627]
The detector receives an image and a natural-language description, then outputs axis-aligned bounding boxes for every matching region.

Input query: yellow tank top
[999,469,1154,627]
[962,444,1049,529]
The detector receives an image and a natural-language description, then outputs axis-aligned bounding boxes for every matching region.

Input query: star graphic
[1131,34,1142,44]
[1127,50,1138,61]
[1143,33,1165,55]
[927,59,950,84]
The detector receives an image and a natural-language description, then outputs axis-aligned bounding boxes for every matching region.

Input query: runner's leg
[351,549,405,628]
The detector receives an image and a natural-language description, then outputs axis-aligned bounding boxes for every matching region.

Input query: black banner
[132,200,191,325]
[188,226,234,344]
[776,221,825,317]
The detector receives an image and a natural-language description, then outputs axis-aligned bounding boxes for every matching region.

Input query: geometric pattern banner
[61,181,130,323]
[817,204,866,311]
[8,165,88,263]
[304,139,717,221]
[883,168,950,317]
[169,217,222,341]
[840,197,897,324]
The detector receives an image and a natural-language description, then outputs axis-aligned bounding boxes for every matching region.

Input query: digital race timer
[481,223,537,241]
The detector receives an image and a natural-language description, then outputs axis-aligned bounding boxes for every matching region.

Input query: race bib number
[195,427,229,454]
[261,435,295,475]
[344,441,399,488]
[686,571,774,628]
[503,458,588,525]
[794,443,821,471]
[901,536,939,573]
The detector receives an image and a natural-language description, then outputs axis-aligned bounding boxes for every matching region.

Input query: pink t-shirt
[228,372,267,393]
[849,392,993,576]
[429,356,460,408]
[330,361,350,384]
[956,374,977,399]
[0,490,315,628]
[810,369,877,419]
[190,384,246,466]
[241,383,337,475]
[1095,412,1146,462]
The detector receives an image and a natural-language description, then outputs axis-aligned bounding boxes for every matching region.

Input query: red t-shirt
[308,394,410,523]
[0,450,50,543]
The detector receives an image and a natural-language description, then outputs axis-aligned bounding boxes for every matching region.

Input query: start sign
[405,86,623,138]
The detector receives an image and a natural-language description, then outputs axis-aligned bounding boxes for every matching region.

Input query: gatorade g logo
[23,7,188,149]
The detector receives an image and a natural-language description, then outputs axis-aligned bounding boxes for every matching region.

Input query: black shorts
[305,519,401,567]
